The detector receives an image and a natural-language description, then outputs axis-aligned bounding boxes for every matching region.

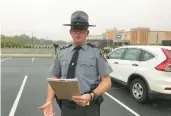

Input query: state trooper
[40,10,113,116]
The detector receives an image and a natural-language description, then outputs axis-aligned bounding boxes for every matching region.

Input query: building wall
[87,35,103,40]
[130,28,150,45]
[113,31,130,43]
[130,30,138,44]
[106,29,116,40]
[101,33,107,40]
[158,32,166,44]
[127,32,131,40]
[139,30,149,44]
[148,31,158,44]
[148,31,166,45]
[100,27,171,45]
[119,32,130,40]
[165,32,171,40]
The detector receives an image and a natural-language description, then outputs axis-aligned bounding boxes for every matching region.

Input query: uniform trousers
[60,99,100,116]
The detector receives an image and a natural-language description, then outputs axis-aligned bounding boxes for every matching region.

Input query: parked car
[106,45,171,103]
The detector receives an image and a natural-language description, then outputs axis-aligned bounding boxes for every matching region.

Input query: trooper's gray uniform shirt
[50,43,113,94]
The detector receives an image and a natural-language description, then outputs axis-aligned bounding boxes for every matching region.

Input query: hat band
[71,22,89,26]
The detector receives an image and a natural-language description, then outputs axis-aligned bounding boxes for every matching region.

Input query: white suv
[107,45,171,103]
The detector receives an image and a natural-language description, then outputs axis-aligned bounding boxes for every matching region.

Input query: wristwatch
[91,92,98,101]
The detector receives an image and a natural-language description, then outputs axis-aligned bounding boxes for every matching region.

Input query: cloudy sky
[1,0,171,41]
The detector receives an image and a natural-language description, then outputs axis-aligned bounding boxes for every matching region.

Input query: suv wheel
[130,79,148,103]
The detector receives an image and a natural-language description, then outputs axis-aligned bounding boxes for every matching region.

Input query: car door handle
[132,64,138,66]
[114,62,118,64]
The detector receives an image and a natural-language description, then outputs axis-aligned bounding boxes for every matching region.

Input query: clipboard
[47,78,81,100]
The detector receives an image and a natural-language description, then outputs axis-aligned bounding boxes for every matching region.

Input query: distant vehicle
[106,45,171,103]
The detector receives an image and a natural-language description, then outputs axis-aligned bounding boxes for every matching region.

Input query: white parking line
[105,92,140,116]
[8,76,28,116]
[1,57,11,62]
[32,57,34,62]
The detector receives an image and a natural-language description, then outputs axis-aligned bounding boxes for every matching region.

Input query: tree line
[1,34,67,48]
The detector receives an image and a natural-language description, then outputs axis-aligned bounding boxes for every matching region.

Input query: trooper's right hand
[39,101,55,116]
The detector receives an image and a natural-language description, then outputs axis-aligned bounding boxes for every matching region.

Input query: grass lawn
[1,48,53,50]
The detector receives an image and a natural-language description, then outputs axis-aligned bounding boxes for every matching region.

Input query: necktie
[66,46,81,79]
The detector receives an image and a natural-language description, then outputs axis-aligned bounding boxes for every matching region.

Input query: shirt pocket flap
[80,59,96,66]
[60,60,69,66]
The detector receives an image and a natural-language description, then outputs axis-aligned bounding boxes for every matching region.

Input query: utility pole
[2,35,6,48]
[46,36,48,48]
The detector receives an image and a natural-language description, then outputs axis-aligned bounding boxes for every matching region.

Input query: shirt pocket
[60,60,70,78]
[80,59,97,77]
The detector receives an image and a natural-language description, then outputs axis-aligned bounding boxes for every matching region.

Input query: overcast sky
[1,0,171,41]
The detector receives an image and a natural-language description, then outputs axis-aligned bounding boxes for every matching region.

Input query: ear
[69,29,72,35]
[87,30,89,35]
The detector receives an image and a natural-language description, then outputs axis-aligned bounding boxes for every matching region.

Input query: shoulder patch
[87,42,99,48]
[60,44,72,50]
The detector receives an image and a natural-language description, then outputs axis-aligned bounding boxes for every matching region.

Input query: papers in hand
[47,78,78,82]
[47,78,81,100]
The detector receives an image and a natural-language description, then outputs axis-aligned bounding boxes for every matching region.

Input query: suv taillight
[155,48,171,72]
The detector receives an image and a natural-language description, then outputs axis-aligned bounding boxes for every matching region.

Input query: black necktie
[66,46,81,79]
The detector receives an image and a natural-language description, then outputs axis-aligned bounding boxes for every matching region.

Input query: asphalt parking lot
[1,49,171,116]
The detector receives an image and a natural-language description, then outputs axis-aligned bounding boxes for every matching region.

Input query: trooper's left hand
[72,94,91,106]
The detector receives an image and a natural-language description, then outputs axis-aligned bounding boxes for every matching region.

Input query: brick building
[86,27,171,47]
[104,27,171,45]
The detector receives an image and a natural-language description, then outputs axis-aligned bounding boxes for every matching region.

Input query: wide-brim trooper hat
[63,11,96,27]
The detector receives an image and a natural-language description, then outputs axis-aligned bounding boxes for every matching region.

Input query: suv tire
[130,79,148,103]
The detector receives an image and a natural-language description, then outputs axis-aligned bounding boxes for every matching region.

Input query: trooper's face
[70,26,89,45]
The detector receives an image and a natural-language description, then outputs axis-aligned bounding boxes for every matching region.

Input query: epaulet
[60,44,72,50]
[87,42,106,60]
[87,42,99,48]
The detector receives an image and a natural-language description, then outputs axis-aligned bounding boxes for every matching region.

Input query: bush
[103,47,112,54]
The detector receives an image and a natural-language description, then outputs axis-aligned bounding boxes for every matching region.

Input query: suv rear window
[122,48,141,61]
[108,48,126,59]
[141,51,155,61]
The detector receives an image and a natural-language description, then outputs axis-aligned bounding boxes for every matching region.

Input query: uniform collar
[71,42,87,51]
